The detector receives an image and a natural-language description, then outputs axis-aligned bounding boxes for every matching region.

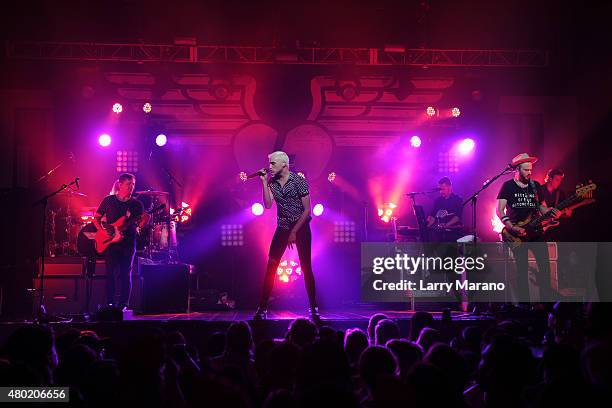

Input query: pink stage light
[155,134,167,147]
[98,134,111,147]
[458,138,475,155]
[410,135,422,148]
[251,203,264,216]
[239,171,248,182]
[112,103,123,114]
[143,102,152,113]
[313,204,324,216]
[277,259,302,284]
[327,172,336,182]
[426,106,436,117]
[451,107,461,117]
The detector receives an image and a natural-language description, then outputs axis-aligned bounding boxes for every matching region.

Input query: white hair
[268,151,290,165]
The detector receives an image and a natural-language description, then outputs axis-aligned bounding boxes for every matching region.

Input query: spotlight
[239,171,248,182]
[297,172,305,179]
[458,138,475,155]
[112,103,123,114]
[251,202,264,216]
[410,135,422,148]
[221,224,244,247]
[155,134,167,147]
[313,204,324,217]
[334,221,356,243]
[377,203,397,223]
[178,201,192,223]
[451,107,461,117]
[328,172,336,182]
[98,134,111,147]
[143,102,152,113]
[277,259,302,284]
[116,150,139,173]
[426,106,436,117]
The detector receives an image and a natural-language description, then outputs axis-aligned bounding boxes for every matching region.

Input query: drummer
[426,177,463,241]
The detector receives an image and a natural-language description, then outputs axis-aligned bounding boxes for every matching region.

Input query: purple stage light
[112,103,123,114]
[410,135,422,148]
[458,138,475,155]
[155,134,167,147]
[98,133,111,147]
[313,203,324,216]
[251,202,264,216]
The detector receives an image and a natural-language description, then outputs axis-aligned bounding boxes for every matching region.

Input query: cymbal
[57,190,87,197]
[135,191,169,195]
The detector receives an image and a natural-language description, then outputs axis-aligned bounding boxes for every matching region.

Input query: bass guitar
[501,182,596,247]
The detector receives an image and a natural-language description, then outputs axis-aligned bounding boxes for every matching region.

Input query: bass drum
[77,223,97,257]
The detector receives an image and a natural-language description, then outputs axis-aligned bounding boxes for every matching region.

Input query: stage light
[378,203,397,223]
[458,138,475,155]
[410,135,422,148]
[334,221,356,243]
[251,202,264,216]
[451,107,461,117]
[438,152,459,173]
[98,134,111,147]
[155,134,167,147]
[426,106,436,117]
[174,202,192,223]
[143,102,152,113]
[116,150,139,173]
[112,103,123,114]
[239,171,248,182]
[277,259,302,284]
[328,172,336,182]
[313,204,324,216]
[221,224,244,247]
[491,206,504,233]
[297,172,305,179]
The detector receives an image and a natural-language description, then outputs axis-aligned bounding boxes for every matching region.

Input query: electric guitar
[501,182,596,247]
[93,204,165,254]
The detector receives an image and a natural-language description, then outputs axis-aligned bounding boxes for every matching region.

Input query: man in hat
[496,153,560,302]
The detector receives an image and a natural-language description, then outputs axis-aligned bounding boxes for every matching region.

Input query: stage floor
[126,309,494,322]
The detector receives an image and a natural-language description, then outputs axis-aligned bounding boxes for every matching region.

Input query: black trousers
[104,240,135,306]
[511,239,553,302]
[259,222,317,308]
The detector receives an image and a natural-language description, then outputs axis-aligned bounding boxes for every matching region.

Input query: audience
[0,302,610,408]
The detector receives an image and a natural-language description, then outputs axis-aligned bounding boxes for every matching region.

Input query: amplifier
[138,263,191,314]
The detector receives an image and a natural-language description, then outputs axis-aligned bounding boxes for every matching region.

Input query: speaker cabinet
[138,263,190,314]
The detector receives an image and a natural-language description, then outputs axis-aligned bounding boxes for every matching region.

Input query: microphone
[430,187,442,192]
[75,177,80,190]
[247,169,268,179]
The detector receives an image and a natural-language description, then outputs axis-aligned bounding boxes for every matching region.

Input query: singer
[253,151,320,320]
[93,173,144,309]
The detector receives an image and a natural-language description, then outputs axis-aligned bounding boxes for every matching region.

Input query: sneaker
[308,306,321,320]
[253,306,268,320]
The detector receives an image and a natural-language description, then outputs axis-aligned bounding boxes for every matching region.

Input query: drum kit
[50,190,178,262]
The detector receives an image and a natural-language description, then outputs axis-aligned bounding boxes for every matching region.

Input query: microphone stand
[32,178,80,322]
[458,165,513,316]
[462,165,513,245]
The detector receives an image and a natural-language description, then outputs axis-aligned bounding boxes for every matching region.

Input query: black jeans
[512,239,553,302]
[104,240,135,306]
[259,222,317,308]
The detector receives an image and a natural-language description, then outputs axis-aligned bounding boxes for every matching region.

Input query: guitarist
[496,154,560,302]
[93,173,144,309]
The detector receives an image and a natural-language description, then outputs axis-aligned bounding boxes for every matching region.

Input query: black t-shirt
[96,195,144,240]
[497,179,542,223]
[539,184,567,208]
[430,193,463,224]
